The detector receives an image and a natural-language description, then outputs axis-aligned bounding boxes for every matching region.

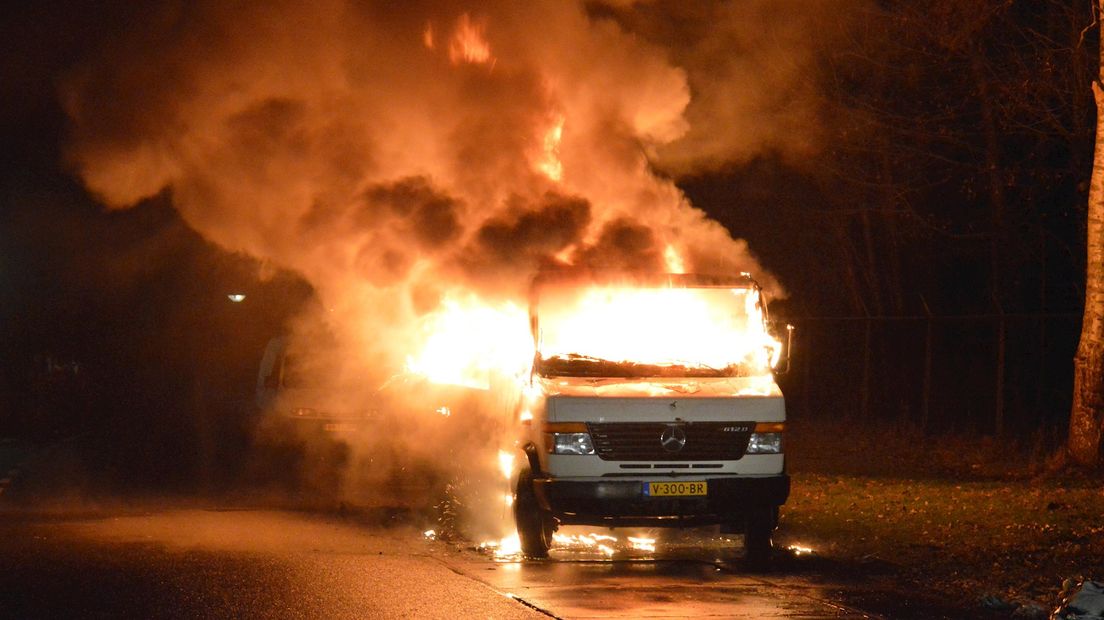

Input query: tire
[743,506,777,570]
[514,467,554,558]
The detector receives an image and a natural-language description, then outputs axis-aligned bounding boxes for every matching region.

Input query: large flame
[404,270,780,390]
[404,293,531,389]
[536,279,780,374]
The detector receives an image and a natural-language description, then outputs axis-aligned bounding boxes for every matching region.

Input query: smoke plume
[59,0,839,519]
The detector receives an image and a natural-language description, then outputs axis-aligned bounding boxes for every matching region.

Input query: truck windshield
[534,284,779,379]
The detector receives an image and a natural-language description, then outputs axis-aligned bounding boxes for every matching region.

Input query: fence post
[993,294,1006,436]
[921,295,933,431]
[802,324,812,416]
[861,317,872,420]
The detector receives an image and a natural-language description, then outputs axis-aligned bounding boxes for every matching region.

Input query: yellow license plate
[644,481,707,497]
[323,423,357,432]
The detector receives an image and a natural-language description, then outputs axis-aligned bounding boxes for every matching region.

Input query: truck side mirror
[769,321,794,376]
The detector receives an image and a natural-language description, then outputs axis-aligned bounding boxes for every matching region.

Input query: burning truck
[512,269,791,564]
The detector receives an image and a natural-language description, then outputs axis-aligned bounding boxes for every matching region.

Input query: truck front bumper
[532,475,790,527]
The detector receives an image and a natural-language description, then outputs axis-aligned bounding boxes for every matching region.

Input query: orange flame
[422,23,435,50]
[627,536,657,552]
[404,294,531,389]
[497,449,515,480]
[405,276,780,393]
[551,532,617,556]
[480,534,521,558]
[535,115,565,182]
[448,14,493,65]
[663,245,685,273]
[536,282,780,373]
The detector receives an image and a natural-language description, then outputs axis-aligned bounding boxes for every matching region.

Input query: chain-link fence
[782,312,1081,438]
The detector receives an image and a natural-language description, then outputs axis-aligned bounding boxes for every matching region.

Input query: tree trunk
[1068,15,1104,467]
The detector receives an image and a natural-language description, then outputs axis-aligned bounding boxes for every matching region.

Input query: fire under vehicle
[513,270,791,564]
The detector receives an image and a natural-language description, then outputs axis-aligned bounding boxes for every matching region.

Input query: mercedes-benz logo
[660,425,687,453]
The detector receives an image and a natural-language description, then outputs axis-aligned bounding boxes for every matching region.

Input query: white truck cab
[513,270,790,564]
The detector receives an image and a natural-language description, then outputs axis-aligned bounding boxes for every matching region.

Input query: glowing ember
[480,534,522,558]
[423,529,436,539]
[498,535,521,557]
[787,544,815,556]
[627,536,657,552]
[448,13,493,65]
[434,406,451,417]
[552,532,617,549]
[502,492,514,508]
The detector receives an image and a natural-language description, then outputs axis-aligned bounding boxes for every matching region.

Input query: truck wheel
[514,467,554,558]
[743,506,776,570]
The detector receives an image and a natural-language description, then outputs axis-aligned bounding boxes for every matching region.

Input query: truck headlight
[746,432,783,454]
[551,433,595,455]
[542,423,596,455]
[746,422,784,454]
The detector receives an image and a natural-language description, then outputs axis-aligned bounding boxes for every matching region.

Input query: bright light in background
[227,293,246,303]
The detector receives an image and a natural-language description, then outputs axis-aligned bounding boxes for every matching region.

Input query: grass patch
[777,416,1104,615]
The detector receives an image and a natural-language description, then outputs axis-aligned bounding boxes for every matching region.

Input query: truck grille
[586,422,753,461]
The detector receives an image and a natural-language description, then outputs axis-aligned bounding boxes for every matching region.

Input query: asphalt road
[0,507,540,619]
[0,431,973,619]
[0,503,905,619]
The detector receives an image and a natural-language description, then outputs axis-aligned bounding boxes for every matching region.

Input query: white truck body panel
[513,272,790,546]
[546,454,785,477]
